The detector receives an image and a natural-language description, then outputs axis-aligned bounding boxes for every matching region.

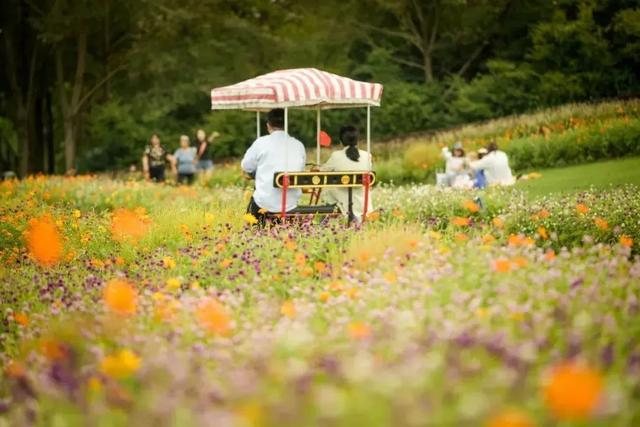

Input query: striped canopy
[210,68,383,111]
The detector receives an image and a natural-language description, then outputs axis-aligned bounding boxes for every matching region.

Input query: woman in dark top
[142,133,170,182]
[196,129,218,180]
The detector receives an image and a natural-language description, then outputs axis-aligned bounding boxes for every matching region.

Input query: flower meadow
[1,176,640,426]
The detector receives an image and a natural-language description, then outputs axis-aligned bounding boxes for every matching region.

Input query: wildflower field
[1,177,640,426]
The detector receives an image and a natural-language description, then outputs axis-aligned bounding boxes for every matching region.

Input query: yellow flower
[319,291,331,303]
[87,376,103,394]
[163,256,176,269]
[204,212,215,225]
[100,349,141,379]
[383,271,397,284]
[537,226,548,240]
[72,209,82,218]
[243,213,258,225]
[165,277,181,291]
[280,300,296,319]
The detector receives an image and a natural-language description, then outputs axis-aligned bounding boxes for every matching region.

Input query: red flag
[319,130,332,147]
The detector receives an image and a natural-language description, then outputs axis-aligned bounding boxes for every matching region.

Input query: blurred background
[1,0,639,177]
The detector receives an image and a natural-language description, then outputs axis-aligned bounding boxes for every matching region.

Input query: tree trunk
[63,118,77,173]
[43,89,55,174]
[423,51,433,82]
[16,106,29,178]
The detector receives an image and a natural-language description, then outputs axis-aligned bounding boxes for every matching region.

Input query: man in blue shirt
[241,109,306,223]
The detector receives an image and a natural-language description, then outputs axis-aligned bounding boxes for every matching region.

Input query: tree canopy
[1,0,638,176]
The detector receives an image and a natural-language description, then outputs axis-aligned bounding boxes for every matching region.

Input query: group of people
[440,141,515,189]
[141,109,514,224]
[142,129,218,184]
[241,108,372,224]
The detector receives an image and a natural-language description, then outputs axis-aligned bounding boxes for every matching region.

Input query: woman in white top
[470,142,515,186]
[442,143,473,188]
[321,126,373,221]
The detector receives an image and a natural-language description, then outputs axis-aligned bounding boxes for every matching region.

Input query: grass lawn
[517,156,640,197]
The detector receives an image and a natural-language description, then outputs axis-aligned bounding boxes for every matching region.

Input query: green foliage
[2,0,640,174]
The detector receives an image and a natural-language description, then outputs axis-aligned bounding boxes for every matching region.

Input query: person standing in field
[240,109,306,224]
[196,129,218,181]
[470,142,515,186]
[172,135,197,185]
[142,133,171,182]
[441,142,470,187]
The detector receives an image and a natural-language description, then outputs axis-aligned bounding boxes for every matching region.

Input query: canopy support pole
[366,106,371,170]
[316,107,321,165]
[256,111,261,138]
[284,108,288,133]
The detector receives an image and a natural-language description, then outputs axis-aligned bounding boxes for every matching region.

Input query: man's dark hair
[487,141,498,152]
[267,109,285,129]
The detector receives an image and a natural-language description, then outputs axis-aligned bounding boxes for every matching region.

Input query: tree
[357,0,513,83]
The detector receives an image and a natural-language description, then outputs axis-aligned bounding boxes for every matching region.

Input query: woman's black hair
[339,126,360,162]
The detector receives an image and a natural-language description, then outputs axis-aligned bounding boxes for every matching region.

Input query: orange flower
[284,240,297,250]
[314,261,326,273]
[195,298,231,336]
[493,258,512,273]
[492,217,505,228]
[4,360,26,379]
[110,208,151,242]
[294,252,306,267]
[594,217,609,230]
[25,214,63,266]
[280,300,296,319]
[454,233,469,242]
[485,408,534,427]
[319,291,331,303]
[544,249,556,261]
[451,216,471,227]
[366,211,380,221]
[40,338,68,361]
[13,312,29,326]
[508,234,525,246]
[103,279,138,317]
[482,234,496,245]
[576,203,589,214]
[512,256,528,268]
[463,199,480,213]
[348,322,371,340]
[537,226,548,240]
[383,271,397,283]
[542,361,603,421]
[538,209,551,219]
[619,235,633,248]
[219,258,232,269]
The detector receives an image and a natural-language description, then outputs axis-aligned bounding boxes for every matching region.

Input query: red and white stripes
[211,68,383,110]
